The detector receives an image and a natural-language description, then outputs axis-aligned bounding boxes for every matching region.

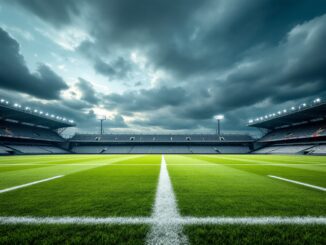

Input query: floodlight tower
[99,117,107,135]
[214,114,224,137]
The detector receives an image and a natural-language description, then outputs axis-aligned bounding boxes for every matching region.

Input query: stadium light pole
[214,114,224,137]
[99,117,107,135]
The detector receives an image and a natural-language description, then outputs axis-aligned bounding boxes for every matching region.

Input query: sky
[0,0,326,135]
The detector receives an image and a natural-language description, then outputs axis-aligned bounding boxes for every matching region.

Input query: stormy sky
[0,0,326,135]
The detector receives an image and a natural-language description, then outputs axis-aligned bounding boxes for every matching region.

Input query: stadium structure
[1,97,326,155]
[249,98,326,155]
[1,97,325,244]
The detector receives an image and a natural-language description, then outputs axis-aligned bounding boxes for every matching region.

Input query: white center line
[0,175,64,194]
[268,175,326,191]
[146,155,188,245]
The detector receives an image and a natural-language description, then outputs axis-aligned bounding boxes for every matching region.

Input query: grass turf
[185,225,326,244]
[166,155,326,217]
[0,155,160,217]
[0,224,149,245]
[0,154,325,244]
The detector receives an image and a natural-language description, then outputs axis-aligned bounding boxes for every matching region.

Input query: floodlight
[314,98,321,103]
[214,114,224,120]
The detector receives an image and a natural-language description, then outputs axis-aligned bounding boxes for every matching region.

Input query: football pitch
[0,154,325,244]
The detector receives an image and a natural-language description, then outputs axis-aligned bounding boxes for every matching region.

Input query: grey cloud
[4,0,326,132]
[0,28,68,99]
[105,86,188,112]
[94,57,132,79]
[10,0,80,27]
[76,78,100,105]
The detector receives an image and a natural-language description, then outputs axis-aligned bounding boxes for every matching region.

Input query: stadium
[1,1,326,244]
[0,97,325,244]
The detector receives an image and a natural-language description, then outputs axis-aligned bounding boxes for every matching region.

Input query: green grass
[0,155,160,216]
[0,154,325,244]
[167,155,326,216]
[0,225,149,244]
[185,225,326,244]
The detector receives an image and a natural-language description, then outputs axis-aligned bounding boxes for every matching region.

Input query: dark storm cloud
[76,78,100,105]
[5,0,326,132]
[105,86,188,112]
[0,28,68,99]
[94,57,132,79]
[216,14,326,108]
[10,0,80,27]
[77,0,326,77]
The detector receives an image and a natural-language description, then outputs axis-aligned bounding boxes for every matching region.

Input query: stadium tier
[0,120,64,142]
[250,99,326,155]
[69,133,253,154]
[258,121,326,143]
[0,101,73,155]
[70,133,253,142]
[71,145,251,154]
[1,97,326,155]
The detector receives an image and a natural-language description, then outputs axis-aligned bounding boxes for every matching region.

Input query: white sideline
[268,175,326,191]
[0,216,325,225]
[0,175,64,194]
[146,155,188,245]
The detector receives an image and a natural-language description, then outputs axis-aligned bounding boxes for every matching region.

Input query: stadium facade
[1,98,325,155]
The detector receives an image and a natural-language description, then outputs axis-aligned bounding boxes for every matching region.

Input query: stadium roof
[248,100,326,129]
[0,102,75,129]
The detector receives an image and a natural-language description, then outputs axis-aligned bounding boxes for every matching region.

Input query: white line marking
[0,175,64,194]
[146,155,188,245]
[0,216,325,225]
[268,175,326,191]
[0,216,151,225]
[177,216,326,225]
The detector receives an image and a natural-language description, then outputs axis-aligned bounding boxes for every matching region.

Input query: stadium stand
[71,144,251,154]
[0,99,74,154]
[0,121,64,142]
[253,145,313,154]
[8,145,52,154]
[0,145,13,155]
[69,133,253,154]
[309,145,326,155]
[70,133,253,143]
[3,96,325,155]
[250,98,326,155]
[258,121,326,143]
